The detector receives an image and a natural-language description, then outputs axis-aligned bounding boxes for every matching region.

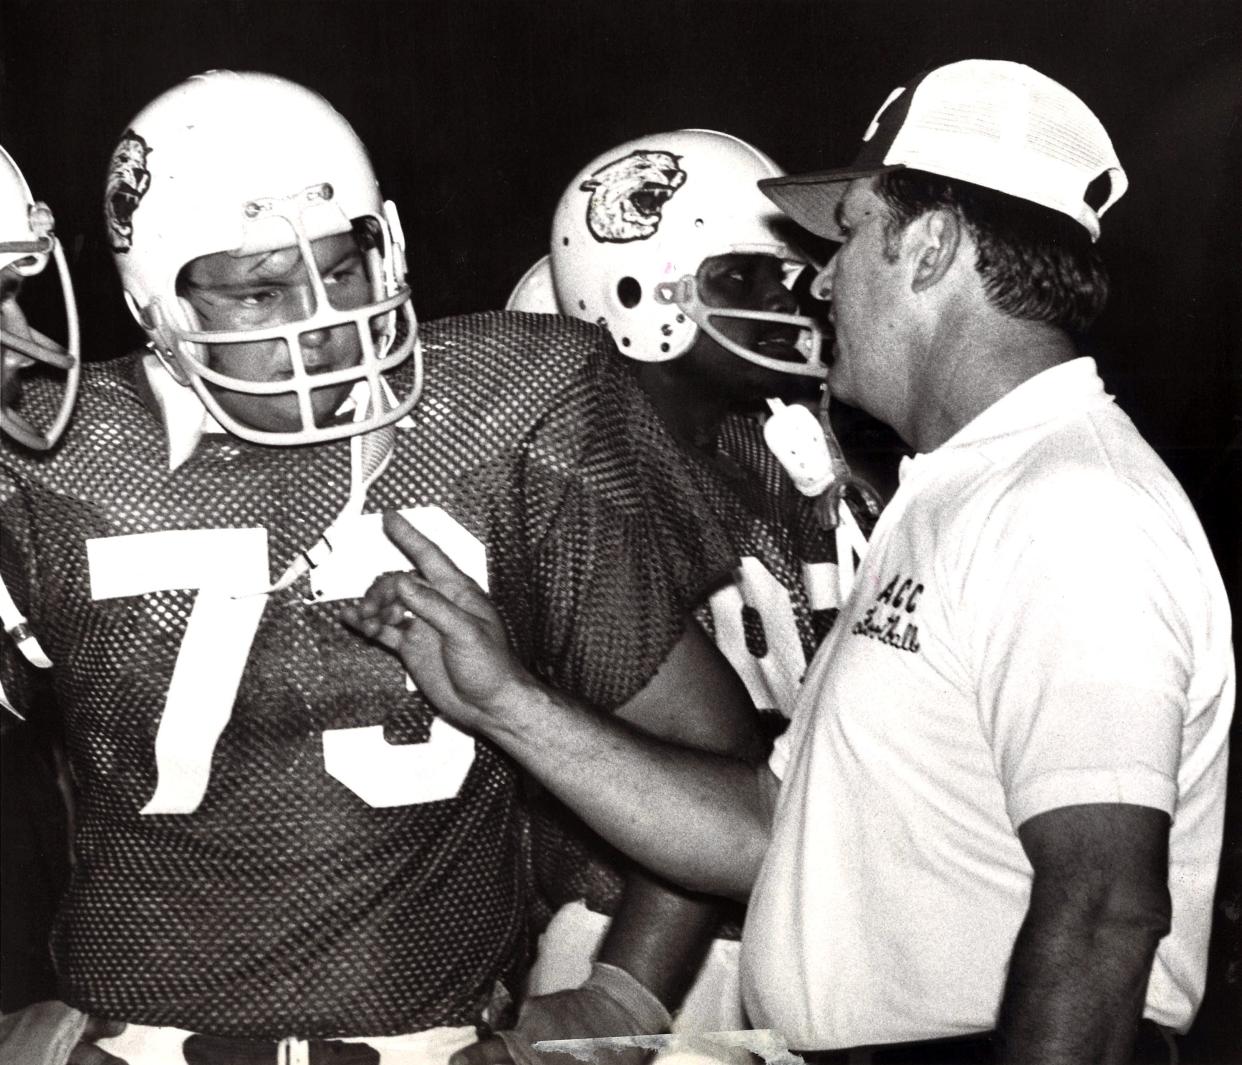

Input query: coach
[351,59,1234,1065]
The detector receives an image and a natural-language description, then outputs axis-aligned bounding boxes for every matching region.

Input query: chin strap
[763,393,883,523]
[249,388,398,599]
[763,393,882,600]
[811,389,884,530]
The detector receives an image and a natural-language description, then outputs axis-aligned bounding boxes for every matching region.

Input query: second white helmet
[549,129,825,377]
[1,144,80,450]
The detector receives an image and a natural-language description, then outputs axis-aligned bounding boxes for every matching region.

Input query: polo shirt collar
[899,357,1112,484]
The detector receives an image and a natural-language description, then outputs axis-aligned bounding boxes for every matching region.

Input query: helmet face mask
[0,146,81,451]
[654,264,825,378]
[108,71,420,446]
[549,130,826,379]
[154,207,418,446]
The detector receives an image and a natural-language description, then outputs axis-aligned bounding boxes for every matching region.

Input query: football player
[0,145,79,1043]
[0,74,760,1065]
[503,131,875,1039]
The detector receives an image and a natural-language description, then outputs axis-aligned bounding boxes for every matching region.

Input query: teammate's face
[180,232,370,434]
[682,252,818,405]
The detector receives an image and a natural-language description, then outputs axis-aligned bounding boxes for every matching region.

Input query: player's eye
[709,261,751,290]
[322,258,370,311]
[324,257,365,286]
[325,267,354,286]
[237,288,282,307]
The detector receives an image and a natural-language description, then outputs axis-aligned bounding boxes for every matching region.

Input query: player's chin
[210,389,351,437]
[750,341,821,396]
[309,383,358,424]
[768,372,821,402]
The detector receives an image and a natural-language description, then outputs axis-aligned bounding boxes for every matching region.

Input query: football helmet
[505,254,557,313]
[549,129,825,377]
[1,144,80,450]
[107,71,419,446]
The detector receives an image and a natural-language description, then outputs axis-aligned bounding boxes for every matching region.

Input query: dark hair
[874,169,1110,333]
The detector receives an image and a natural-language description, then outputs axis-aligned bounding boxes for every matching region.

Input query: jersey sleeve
[965,467,1195,828]
[508,334,739,712]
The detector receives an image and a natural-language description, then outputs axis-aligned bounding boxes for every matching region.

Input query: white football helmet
[107,71,419,446]
[549,129,825,377]
[505,255,557,313]
[1,144,80,450]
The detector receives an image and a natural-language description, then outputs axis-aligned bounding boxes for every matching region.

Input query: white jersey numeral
[706,548,862,718]
[708,556,809,715]
[89,528,270,815]
[86,508,485,815]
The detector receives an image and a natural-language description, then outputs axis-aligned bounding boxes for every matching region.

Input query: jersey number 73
[86,507,482,816]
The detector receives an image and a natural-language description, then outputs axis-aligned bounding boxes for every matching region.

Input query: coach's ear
[909,208,961,293]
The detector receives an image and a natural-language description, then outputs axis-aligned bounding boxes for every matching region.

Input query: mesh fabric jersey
[0,311,737,1039]
[531,401,853,921]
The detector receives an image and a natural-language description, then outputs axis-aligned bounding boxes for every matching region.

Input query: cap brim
[759,164,903,240]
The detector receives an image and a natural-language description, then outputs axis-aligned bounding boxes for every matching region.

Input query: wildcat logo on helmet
[105,130,152,253]
[580,149,687,244]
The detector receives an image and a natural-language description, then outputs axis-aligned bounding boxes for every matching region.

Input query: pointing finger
[382,511,482,593]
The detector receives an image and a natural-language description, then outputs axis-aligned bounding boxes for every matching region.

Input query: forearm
[597,868,723,1010]
[489,679,770,899]
[996,888,1168,1063]
[350,518,773,894]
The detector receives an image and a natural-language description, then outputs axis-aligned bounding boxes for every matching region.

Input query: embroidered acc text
[852,573,922,654]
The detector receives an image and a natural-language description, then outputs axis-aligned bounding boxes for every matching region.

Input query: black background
[2,0,1239,1059]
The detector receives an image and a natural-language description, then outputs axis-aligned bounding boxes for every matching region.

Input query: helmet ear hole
[616,276,642,309]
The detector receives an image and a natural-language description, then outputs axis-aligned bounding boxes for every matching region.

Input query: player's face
[683,252,819,405]
[179,232,370,434]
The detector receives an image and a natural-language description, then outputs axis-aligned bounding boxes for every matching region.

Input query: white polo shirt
[740,358,1234,1049]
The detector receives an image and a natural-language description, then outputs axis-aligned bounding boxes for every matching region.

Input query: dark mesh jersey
[0,311,737,1039]
[531,403,862,918]
[698,411,852,712]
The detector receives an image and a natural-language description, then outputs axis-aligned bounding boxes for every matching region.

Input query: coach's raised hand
[343,510,540,738]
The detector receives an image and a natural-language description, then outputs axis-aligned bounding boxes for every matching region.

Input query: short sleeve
[507,336,738,711]
[966,469,1193,828]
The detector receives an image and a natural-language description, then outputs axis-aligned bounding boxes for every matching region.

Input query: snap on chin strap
[248,386,397,600]
[762,393,881,604]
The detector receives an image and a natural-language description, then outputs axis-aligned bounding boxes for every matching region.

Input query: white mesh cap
[761,60,1127,242]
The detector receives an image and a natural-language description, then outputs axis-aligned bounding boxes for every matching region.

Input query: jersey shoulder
[3,354,163,492]
[419,310,610,398]
[415,310,694,504]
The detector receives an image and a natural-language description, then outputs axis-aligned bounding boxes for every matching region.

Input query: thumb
[449,1036,514,1065]
[69,1018,130,1065]
[82,1018,128,1042]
